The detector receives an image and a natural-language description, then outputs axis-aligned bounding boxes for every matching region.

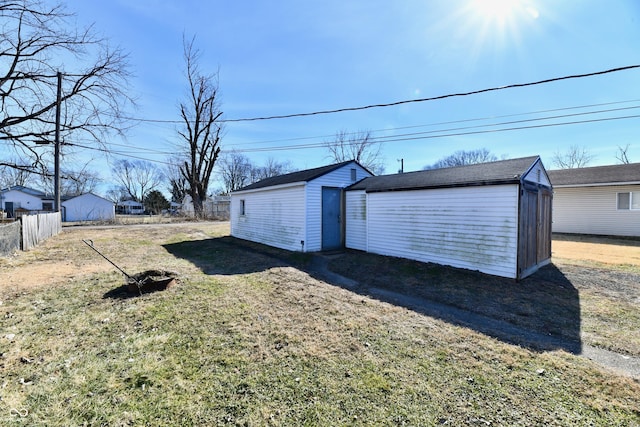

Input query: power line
[225,101,640,149]
[229,113,640,153]
[38,104,640,160]
[223,65,640,122]
[113,65,640,124]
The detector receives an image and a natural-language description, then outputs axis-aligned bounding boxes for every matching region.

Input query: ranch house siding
[553,185,640,237]
[231,184,307,252]
[1,190,44,211]
[345,190,367,251]
[365,184,520,278]
[304,163,372,252]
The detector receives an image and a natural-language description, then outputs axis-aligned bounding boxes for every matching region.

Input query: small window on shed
[42,202,53,211]
[617,192,639,210]
[240,199,246,216]
[350,168,357,181]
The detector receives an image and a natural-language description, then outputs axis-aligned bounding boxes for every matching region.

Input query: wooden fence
[21,212,62,251]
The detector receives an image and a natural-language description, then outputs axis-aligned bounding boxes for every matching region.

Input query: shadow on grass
[163,236,581,354]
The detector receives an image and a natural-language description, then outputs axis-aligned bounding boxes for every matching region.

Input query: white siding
[305,163,372,251]
[365,185,520,278]
[345,190,367,251]
[231,184,307,252]
[553,185,640,237]
[62,194,115,222]
[1,190,44,211]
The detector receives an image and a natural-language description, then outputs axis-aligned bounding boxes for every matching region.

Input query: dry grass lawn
[0,223,638,425]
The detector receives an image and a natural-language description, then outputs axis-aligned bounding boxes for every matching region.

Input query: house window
[42,202,53,211]
[240,199,246,216]
[617,192,640,210]
[350,168,357,181]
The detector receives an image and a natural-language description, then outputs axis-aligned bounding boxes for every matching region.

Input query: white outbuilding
[231,160,373,252]
[345,156,553,279]
[230,156,552,280]
[62,193,115,222]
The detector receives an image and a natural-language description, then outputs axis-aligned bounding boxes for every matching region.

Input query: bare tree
[324,130,385,175]
[0,155,37,188]
[166,157,189,202]
[177,36,222,217]
[552,145,595,169]
[39,164,100,196]
[423,148,498,170]
[104,186,128,203]
[252,157,295,181]
[111,159,164,203]
[0,0,133,176]
[615,144,632,164]
[218,151,253,194]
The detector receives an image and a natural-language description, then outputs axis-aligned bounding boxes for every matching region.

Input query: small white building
[62,193,115,222]
[548,163,640,237]
[231,161,373,252]
[345,156,552,280]
[0,186,53,217]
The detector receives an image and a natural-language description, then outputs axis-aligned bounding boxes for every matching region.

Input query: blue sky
[63,0,640,191]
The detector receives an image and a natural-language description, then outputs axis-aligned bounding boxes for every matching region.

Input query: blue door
[321,187,342,250]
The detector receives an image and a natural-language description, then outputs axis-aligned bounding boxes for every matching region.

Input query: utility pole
[397,158,404,174]
[54,71,62,213]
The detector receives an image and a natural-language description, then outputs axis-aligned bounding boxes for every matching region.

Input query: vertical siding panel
[553,185,640,237]
[366,185,519,278]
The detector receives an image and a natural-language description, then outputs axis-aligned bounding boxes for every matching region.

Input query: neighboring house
[548,163,640,237]
[61,193,115,222]
[116,200,145,215]
[231,160,373,252]
[182,195,230,219]
[0,186,54,218]
[345,156,552,280]
[231,156,553,280]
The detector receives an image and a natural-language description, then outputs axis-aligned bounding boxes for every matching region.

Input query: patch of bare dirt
[552,235,640,267]
[0,221,229,295]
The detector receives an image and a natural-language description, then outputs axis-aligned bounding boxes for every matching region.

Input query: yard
[0,222,639,425]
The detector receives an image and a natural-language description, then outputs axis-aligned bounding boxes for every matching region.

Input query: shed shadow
[163,236,581,354]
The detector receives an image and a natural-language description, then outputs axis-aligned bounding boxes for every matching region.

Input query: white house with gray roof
[548,163,640,237]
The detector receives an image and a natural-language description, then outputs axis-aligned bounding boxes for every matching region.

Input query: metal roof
[548,163,640,186]
[233,160,364,192]
[347,156,541,193]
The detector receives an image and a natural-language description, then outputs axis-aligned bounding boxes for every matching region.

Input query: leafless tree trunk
[0,0,133,176]
[324,130,385,175]
[166,157,189,203]
[177,36,222,217]
[552,145,594,169]
[615,144,632,164]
